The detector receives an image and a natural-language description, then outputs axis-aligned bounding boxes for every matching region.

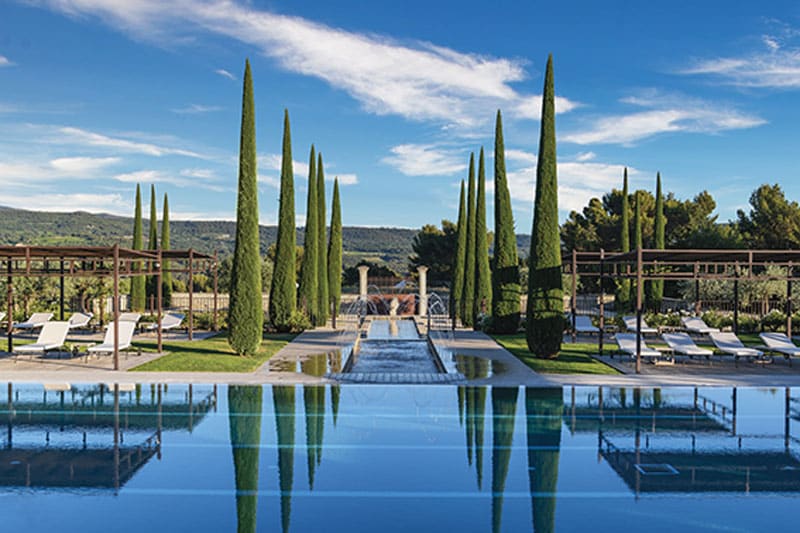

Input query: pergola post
[212,252,219,332]
[599,249,605,356]
[112,244,120,371]
[733,265,740,336]
[157,249,163,354]
[571,249,577,343]
[188,248,194,341]
[6,260,12,354]
[635,246,643,374]
[59,259,65,320]
[787,263,793,338]
[694,262,701,315]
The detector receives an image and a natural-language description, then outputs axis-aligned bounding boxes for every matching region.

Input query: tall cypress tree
[269,109,297,331]
[130,184,145,312]
[491,110,520,333]
[161,193,172,308]
[633,189,643,311]
[327,178,342,323]
[474,147,492,326]
[649,172,665,311]
[229,59,263,355]
[526,54,562,358]
[298,146,319,325]
[462,154,477,327]
[146,184,158,305]
[451,180,467,323]
[316,153,329,326]
[616,169,631,313]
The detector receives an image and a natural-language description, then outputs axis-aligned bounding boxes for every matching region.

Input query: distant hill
[0,206,531,274]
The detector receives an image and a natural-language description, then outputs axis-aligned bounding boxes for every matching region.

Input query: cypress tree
[298,146,319,325]
[316,153,329,326]
[474,147,492,326]
[491,110,520,333]
[650,172,665,310]
[633,189,642,310]
[130,184,145,312]
[228,386,262,533]
[228,59,263,355]
[161,193,172,308]
[146,184,158,305]
[269,109,297,331]
[327,178,343,323]
[451,180,467,323]
[526,54,562,358]
[462,154,477,327]
[616,169,631,313]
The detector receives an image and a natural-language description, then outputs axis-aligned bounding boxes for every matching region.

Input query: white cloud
[180,168,216,179]
[563,91,764,145]
[113,168,225,190]
[214,68,236,80]
[171,103,223,114]
[49,156,120,173]
[35,0,578,129]
[56,126,204,157]
[258,153,356,184]
[0,193,129,214]
[504,149,537,164]
[0,55,13,67]
[0,156,119,184]
[332,173,358,185]
[382,144,466,176]
[575,151,596,162]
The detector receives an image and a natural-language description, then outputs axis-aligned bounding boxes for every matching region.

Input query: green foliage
[526,388,562,533]
[615,169,631,313]
[342,261,397,285]
[491,387,518,533]
[327,178,343,316]
[761,309,787,331]
[632,189,643,307]
[285,309,311,333]
[526,55,563,359]
[494,335,620,374]
[409,221,458,285]
[451,180,468,322]
[161,193,172,308]
[648,173,665,310]
[146,184,158,303]
[317,153,329,325]
[491,111,520,333]
[228,385,262,533]
[474,148,492,325]
[298,145,320,326]
[130,184,146,312]
[462,154,477,326]
[269,110,298,332]
[229,59,263,356]
[737,183,800,248]
[272,386,296,533]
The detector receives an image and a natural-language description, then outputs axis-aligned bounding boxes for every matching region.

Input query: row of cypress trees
[128,184,172,312]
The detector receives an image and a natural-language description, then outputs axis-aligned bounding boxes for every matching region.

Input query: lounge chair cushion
[615,333,662,357]
[662,332,713,356]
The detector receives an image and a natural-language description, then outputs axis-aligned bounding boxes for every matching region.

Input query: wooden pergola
[564,248,800,373]
[2,245,217,370]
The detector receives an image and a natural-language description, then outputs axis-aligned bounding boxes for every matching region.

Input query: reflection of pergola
[2,245,218,369]
[565,249,800,372]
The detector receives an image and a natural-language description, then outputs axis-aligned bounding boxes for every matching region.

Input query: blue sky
[1,1,799,230]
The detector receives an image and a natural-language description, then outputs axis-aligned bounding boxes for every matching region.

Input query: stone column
[358,265,370,299]
[418,266,428,316]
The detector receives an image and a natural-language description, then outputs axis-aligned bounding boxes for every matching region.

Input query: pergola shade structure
[2,245,217,369]
[563,248,800,373]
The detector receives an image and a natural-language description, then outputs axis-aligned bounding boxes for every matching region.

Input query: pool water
[1,384,800,532]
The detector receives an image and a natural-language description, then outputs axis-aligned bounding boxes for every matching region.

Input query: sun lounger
[13,321,70,355]
[759,332,800,360]
[662,332,714,358]
[0,312,5,324]
[681,316,719,334]
[68,312,93,330]
[614,333,668,360]
[146,312,185,331]
[709,331,764,361]
[118,313,141,324]
[14,312,53,330]
[88,321,136,355]
[572,315,600,335]
[623,316,659,334]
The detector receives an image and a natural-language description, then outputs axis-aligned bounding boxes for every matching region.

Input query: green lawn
[130,332,295,372]
[493,333,620,374]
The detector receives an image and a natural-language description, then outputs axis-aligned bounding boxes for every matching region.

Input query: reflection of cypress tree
[471,386,487,489]
[273,386,296,533]
[328,352,342,426]
[458,387,465,428]
[228,386,263,533]
[491,387,519,533]
[526,388,563,533]
[301,360,326,489]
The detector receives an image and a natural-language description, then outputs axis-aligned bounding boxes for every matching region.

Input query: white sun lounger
[709,331,764,360]
[662,332,714,357]
[615,333,666,359]
[572,315,600,335]
[759,332,800,360]
[146,312,185,331]
[68,312,93,330]
[88,321,137,355]
[14,321,70,355]
[623,316,659,334]
[0,312,5,323]
[118,313,141,324]
[681,316,720,334]
[14,312,53,330]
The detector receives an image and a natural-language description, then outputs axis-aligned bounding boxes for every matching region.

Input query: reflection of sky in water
[1,385,800,532]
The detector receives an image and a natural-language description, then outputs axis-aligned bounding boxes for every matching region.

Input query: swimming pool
[1,384,799,532]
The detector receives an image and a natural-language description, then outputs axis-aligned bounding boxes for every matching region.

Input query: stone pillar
[358,265,370,299]
[418,266,428,316]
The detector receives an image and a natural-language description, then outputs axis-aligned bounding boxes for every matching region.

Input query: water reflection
[526,388,562,533]
[228,386,262,533]
[272,386,296,533]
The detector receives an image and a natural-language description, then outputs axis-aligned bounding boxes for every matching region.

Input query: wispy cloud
[34,0,578,129]
[0,55,14,67]
[0,156,120,184]
[0,193,129,214]
[113,168,226,190]
[55,126,204,157]
[563,91,764,145]
[170,103,223,114]
[382,144,466,176]
[214,68,236,80]
[258,152,358,185]
[332,174,358,186]
[683,45,800,88]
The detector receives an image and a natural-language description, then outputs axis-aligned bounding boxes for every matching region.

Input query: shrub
[701,310,733,330]
[286,310,311,333]
[761,310,787,332]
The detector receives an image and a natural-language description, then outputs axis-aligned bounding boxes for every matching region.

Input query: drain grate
[634,463,679,475]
